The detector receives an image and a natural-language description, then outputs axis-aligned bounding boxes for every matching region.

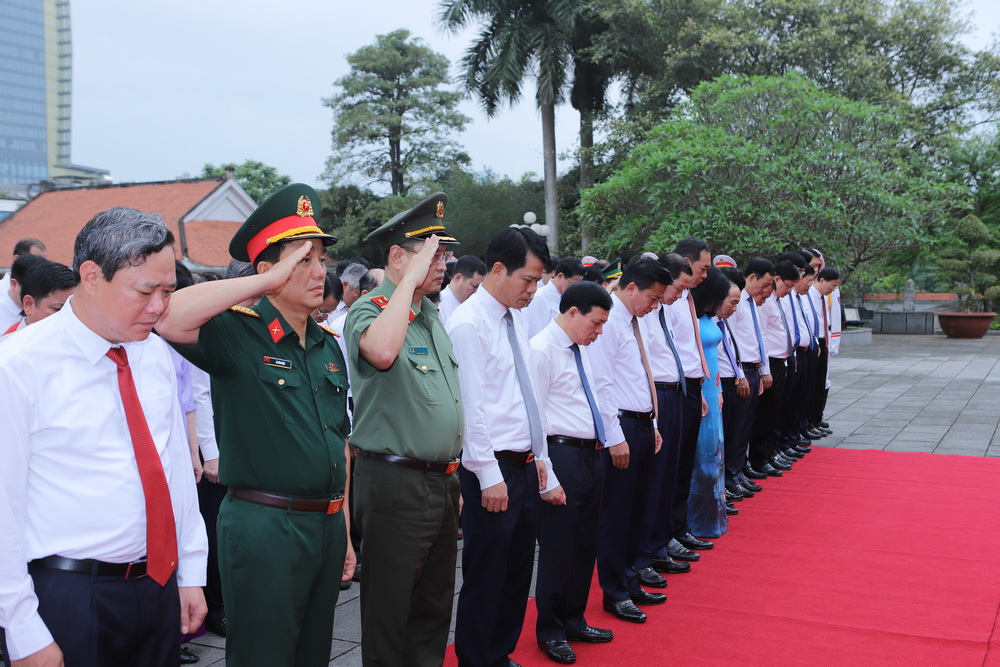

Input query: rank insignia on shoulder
[408,346,429,355]
[320,325,340,338]
[263,356,293,369]
[326,362,341,373]
[371,295,390,309]
[229,305,259,317]
[268,318,285,343]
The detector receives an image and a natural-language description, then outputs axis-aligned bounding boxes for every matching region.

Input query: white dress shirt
[762,293,790,360]
[641,303,682,383]
[828,287,842,355]
[523,280,561,338]
[0,286,21,333]
[779,294,806,349]
[807,285,828,339]
[730,289,771,374]
[588,293,656,446]
[0,299,208,661]
[665,291,705,379]
[717,318,744,379]
[190,365,219,462]
[447,288,555,491]
[437,285,461,326]
[793,291,815,347]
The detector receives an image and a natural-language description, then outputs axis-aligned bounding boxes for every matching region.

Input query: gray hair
[72,207,174,281]
[340,262,371,290]
[225,259,256,279]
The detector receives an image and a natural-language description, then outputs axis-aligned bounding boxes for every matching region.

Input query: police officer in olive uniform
[345,193,464,666]
[157,184,354,667]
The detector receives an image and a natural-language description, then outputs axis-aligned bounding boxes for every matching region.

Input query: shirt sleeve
[189,366,219,461]
[588,324,625,446]
[344,302,380,382]
[449,320,504,490]
[528,341,559,494]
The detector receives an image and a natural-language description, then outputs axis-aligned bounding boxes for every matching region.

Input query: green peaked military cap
[230,183,337,264]
[366,192,460,252]
[602,258,623,281]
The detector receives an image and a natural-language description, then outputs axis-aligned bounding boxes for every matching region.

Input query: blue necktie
[570,343,606,444]
[788,293,801,347]
[777,297,796,371]
[657,308,686,395]
[503,311,543,456]
[797,293,817,351]
[747,296,767,363]
[806,294,820,352]
[717,319,739,378]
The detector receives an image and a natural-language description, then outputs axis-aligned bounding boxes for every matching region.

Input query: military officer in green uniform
[345,192,464,666]
[156,184,354,667]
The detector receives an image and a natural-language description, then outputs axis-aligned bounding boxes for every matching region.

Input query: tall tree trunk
[579,108,594,251]
[541,99,559,254]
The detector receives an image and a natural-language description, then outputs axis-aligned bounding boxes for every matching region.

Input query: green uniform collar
[255,296,326,347]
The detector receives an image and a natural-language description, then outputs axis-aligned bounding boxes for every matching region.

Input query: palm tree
[439,0,582,253]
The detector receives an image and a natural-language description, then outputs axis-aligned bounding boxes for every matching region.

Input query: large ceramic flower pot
[935,312,997,339]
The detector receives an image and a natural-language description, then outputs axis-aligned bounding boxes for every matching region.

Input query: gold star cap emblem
[296,195,314,218]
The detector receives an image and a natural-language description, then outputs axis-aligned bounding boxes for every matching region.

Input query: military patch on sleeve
[320,325,341,338]
[371,295,390,309]
[229,305,260,317]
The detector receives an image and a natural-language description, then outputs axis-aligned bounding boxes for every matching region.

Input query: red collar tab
[268,318,286,343]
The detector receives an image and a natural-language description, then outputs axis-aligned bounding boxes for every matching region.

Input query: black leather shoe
[739,477,763,493]
[566,626,613,643]
[769,457,792,471]
[667,538,700,561]
[782,448,804,459]
[206,617,227,637]
[180,647,200,664]
[761,462,784,477]
[538,640,576,664]
[725,488,743,503]
[603,598,646,623]
[801,429,823,440]
[651,557,691,574]
[637,566,667,588]
[340,579,353,591]
[812,424,832,434]
[726,504,739,515]
[632,588,667,606]
[819,420,830,428]
[794,444,812,453]
[677,532,714,550]
[744,466,768,479]
[509,660,523,667]
[774,453,795,467]
[733,483,755,498]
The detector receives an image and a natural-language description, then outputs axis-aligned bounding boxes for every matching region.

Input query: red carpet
[445,447,1000,666]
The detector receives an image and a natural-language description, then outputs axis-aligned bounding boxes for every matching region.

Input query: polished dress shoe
[739,477,763,493]
[508,660,523,667]
[761,462,784,477]
[726,504,740,515]
[603,598,647,623]
[768,456,792,471]
[733,483,755,498]
[340,579,353,591]
[538,640,576,664]
[774,452,795,466]
[782,448,804,459]
[725,488,743,503]
[743,466,768,480]
[819,420,830,428]
[651,557,691,573]
[206,617,227,637]
[794,444,812,453]
[631,588,667,606]
[667,538,701,561]
[566,626,614,643]
[180,647,200,664]
[801,429,823,440]
[677,532,714,550]
[637,566,667,588]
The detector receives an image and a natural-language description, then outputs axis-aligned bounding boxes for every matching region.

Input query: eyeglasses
[399,246,454,264]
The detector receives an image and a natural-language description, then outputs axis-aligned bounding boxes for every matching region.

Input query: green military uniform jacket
[173,296,350,497]
[345,279,463,461]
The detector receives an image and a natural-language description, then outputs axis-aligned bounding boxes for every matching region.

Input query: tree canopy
[201,160,291,205]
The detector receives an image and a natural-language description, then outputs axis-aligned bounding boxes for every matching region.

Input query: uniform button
[324,425,329,431]
[314,387,319,393]
[278,378,285,386]
[421,365,427,371]
[332,464,338,470]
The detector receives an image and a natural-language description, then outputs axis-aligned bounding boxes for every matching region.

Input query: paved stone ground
[184,333,1000,665]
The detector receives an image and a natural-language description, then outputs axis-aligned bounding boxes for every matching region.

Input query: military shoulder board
[229,305,259,318]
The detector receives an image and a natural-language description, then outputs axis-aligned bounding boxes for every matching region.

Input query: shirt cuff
[539,459,560,494]
[5,612,54,662]
[177,556,208,588]
[198,441,219,462]
[472,461,505,491]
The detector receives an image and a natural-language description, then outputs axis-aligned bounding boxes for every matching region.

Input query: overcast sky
[69,0,999,193]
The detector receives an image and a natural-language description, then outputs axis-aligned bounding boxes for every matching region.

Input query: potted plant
[936,214,999,338]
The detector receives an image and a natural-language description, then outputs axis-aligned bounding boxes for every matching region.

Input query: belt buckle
[526,452,535,463]
[596,441,604,450]
[327,494,345,515]
[445,460,460,474]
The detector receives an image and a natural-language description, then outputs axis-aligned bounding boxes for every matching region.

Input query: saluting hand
[608,441,629,469]
[400,234,442,287]
[261,240,313,295]
[482,481,508,512]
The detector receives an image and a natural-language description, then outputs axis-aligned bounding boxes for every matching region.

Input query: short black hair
[619,257,672,292]
[10,254,48,284]
[817,267,840,282]
[659,252,692,280]
[19,260,77,305]
[691,267,733,316]
[719,266,745,291]
[13,238,45,257]
[253,241,286,272]
[775,251,806,270]
[555,258,586,279]
[453,255,487,279]
[802,264,815,277]
[584,266,604,283]
[225,259,256,279]
[559,280,613,315]
[323,269,343,301]
[774,260,800,282]
[485,227,550,275]
[673,237,710,262]
[797,250,815,265]
[744,257,776,279]
[174,260,194,290]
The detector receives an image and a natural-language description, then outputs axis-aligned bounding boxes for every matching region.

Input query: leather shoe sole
[538,640,576,664]
[632,589,667,606]
[651,557,691,574]
[637,566,667,588]
[603,598,646,623]
[566,626,613,643]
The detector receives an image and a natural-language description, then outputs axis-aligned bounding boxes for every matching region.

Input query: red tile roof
[184,220,242,267]
[0,180,226,267]
[864,292,958,302]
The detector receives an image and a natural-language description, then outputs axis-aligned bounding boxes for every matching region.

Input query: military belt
[230,488,344,514]
[359,450,460,474]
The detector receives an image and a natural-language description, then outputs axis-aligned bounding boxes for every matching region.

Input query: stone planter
[935,312,997,339]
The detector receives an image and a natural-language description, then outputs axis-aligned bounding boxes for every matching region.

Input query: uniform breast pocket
[257,364,304,423]
[407,354,442,405]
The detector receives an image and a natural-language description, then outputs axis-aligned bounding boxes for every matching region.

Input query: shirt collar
[610,292,632,323]
[478,285,510,321]
[255,296,325,347]
[546,318,573,348]
[64,296,134,366]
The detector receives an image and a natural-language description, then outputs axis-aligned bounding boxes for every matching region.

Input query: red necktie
[106,346,178,586]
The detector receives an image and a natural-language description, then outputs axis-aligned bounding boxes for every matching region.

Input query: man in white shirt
[531,281,614,664]
[791,263,823,442]
[0,208,208,667]
[0,254,48,333]
[808,266,840,433]
[438,254,486,325]
[589,257,670,624]
[0,237,46,294]
[448,227,558,667]
[524,257,586,337]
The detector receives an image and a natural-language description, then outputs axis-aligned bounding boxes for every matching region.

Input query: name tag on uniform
[408,346,429,355]
[263,356,293,369]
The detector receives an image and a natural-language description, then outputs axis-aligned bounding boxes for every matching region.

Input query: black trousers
[535,443,604,643]
[809,338,830,425]
[637,386,684,567]
[671,381,704,539]
[778,350,808,446]
[799,345,820,431]
[26,566,179,667]
[196,477,226,624]
[597,415,655,601]
[723,367,760,486]
[748,359,787,469]
[455,458,539,667]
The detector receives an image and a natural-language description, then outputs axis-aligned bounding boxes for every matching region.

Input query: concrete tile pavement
[185,333,1000,665]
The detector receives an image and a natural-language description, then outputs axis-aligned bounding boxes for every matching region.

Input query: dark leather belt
[495,450,535,464]
[230,488,344,514]
[547,435,602,449]
[768,357,787,367]
[360,450,460,474]
[618,409,655,421]
[740,362,762,371]
[29,555,148,580]
[720,377,737,385]
[654,381,682,392]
